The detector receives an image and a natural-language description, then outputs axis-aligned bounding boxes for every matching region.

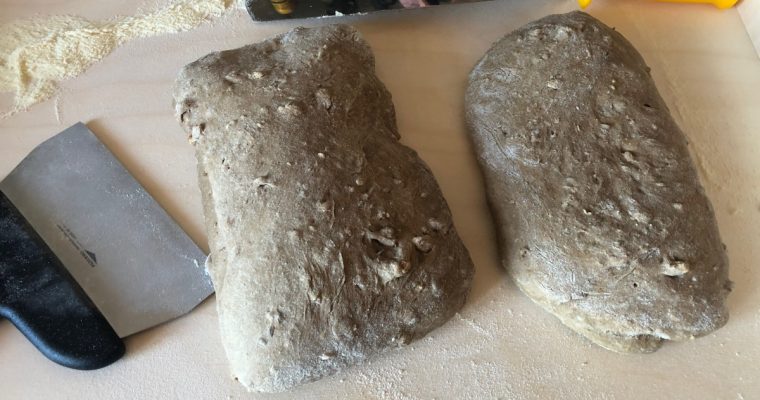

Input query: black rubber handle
[0,191,125,370]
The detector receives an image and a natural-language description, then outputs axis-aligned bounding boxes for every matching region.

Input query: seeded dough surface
[174,24,474,391]
[465,11,731,353]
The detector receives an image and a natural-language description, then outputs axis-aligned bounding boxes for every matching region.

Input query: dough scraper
[0,122,213,370]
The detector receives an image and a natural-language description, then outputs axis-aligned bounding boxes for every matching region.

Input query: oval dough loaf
[174,24,474,391]
[465,11,731,353]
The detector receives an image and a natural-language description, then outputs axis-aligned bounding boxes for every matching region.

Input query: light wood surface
[1,1,759,399]
[739,0,760,56]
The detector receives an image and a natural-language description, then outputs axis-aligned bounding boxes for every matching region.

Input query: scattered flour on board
[0,0,236,119]
[344,290,539,400]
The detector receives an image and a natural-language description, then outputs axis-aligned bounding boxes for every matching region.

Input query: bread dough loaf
[465,11,731,353]
[173,24,474,391]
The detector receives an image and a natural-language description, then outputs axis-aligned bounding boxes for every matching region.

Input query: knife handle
[0,191,125,370]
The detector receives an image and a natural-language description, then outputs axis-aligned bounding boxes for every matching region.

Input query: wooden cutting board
[1,1,759,399]
[740,0,760,56]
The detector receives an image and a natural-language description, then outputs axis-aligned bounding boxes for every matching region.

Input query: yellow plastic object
[579,0,738,8]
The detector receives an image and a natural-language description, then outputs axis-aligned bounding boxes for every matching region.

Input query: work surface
[1,0,759,399]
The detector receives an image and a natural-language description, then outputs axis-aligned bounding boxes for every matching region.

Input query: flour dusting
[0,0,235,119]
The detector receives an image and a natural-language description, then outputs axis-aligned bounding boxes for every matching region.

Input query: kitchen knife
[0,122,213,370]
[245,0,490,21]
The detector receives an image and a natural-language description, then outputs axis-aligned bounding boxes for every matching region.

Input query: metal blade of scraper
[0,122,213,339]
[245,0,492,21]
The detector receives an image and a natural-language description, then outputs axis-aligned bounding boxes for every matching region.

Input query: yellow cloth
[579,0,738,9]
